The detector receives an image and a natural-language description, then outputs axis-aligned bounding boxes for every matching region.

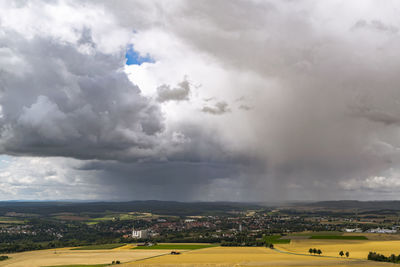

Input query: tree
[390,254,396,263]
[312,248,317,254]
[309,248,313,254]
[345,251,349,258]
[317,249,322,256]
[339,251,344,257]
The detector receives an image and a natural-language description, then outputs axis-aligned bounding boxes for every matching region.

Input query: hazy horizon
[1,1,400,202]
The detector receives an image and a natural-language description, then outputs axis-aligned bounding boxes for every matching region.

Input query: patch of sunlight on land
[0,247,167,267]
[114,244,137,250]
[123,246,385,266]
[278,239,400,260]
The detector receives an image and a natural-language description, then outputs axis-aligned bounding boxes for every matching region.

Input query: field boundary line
[125,251,172,264]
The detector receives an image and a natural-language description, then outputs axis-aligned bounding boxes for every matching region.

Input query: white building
[132,228,149,239]
[367,228,397,234]
[344,228,362,233]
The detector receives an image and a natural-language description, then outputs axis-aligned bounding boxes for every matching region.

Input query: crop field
[0,247,169,267]
[46,265,108,267]
[3,240,400,266]
[278,239,400,260]
[309,235,368,240]
[132,244,216,250]
[124,246,388,266]
[71,243,127,250]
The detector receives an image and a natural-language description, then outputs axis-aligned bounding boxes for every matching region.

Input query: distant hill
[295,200,400,211]
[0,200,263,217]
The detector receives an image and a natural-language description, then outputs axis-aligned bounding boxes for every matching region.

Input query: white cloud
[0,156,103,200]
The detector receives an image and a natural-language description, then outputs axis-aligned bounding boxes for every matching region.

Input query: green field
[291,231,343,236]
[310,235,367,240]
[71,243,126,250]
[0,216,24,224]
[132,244,216,250]
[264,235,291,244]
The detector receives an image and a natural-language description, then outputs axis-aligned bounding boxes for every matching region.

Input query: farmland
[278,239,400,260]
[2,200,400,266]
[0,247,168,267]
[125,245,392,266]
[71,243,126,250]
[132,243,216,250]
[2,240,400,266]
[309,235,368,240]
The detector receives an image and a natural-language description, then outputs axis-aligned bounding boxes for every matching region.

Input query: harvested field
[124,246,389,266]
[72,244,126,250]
[3,240,400,266]
[0,247,168,267]
[132,244,215,250]
[278,239,400,259]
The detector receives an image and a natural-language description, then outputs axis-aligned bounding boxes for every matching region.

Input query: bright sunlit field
[2,240,400,266]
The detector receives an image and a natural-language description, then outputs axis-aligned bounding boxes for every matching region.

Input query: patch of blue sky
[125,44,154,65]
[0,155,12,169]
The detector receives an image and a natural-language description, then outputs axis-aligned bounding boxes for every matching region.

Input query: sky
[1,0,400,201]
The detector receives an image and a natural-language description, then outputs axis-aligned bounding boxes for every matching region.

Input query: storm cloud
[1,0,400,201]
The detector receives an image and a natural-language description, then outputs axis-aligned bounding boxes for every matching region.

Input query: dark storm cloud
[77,160,241,200]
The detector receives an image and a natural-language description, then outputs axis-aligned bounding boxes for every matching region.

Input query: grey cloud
[0,30,164,160]
[352,19,398,34]
[156,79,190,102]
[78,160,241,201]
[238,104,251,111]
[350,106,400,126]
[202,102,230,115]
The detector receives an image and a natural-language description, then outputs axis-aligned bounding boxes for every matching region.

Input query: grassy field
[310,235,368,240]
[132,244,216,250]
[291,231,344,236]
[0,216,24,224]
[264,235,291,244]
[71,243,126,250]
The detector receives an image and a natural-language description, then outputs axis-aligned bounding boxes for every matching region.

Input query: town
[1,200,400,253]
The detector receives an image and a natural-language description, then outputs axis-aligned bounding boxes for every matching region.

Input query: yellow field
[0,247,169,267]
[278,239,400,260]
[113,244,137,250]
[124,246,391,266]
[3,241,400,267]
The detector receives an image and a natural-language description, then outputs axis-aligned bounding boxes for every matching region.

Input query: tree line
[368,252,400,263]
[308,248,322,255]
